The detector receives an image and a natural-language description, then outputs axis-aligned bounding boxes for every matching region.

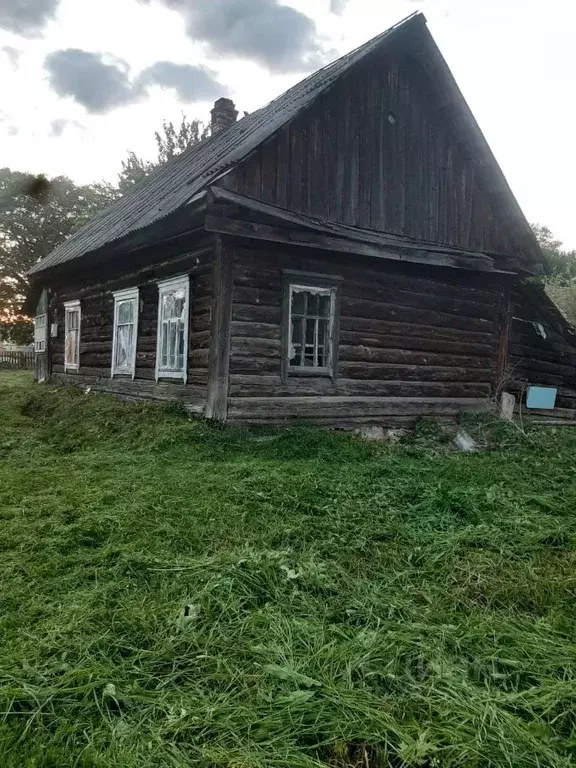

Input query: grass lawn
[1,371,576,767]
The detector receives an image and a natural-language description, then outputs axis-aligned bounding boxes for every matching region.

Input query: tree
[532,224,576,327]
[0,168,117,341]
[118,115,209,193]
[532,224,576,282]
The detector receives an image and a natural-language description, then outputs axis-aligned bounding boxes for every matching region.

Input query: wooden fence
[0,351,35,370]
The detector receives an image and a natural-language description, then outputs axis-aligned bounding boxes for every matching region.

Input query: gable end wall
[221,47,526,260]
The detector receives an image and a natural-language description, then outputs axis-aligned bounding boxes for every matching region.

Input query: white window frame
[64,300,81,372]
[155,276,190,383]
[287,284,337,375]
[111,287,139,379]
[34,313,47,353]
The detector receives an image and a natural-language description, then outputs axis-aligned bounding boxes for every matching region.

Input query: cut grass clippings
[1,371,576,767]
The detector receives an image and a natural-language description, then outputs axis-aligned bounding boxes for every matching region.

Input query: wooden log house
[25,12,576,427]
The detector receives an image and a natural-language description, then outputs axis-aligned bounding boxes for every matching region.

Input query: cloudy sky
[1,0,575,247]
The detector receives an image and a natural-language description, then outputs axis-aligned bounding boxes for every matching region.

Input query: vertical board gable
[221,42,529,262]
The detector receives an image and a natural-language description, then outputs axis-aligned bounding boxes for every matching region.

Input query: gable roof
[29,11,542,277]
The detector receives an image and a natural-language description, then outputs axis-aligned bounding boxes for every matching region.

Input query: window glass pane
[308,293,319,316]
[115,324,132,369]
[167,322,175,368]
[319,294,331,318]
[161,324,168,368]
[317,318,328,366]
[67,309,79,331]
[306,318,315,344]
[118,300,134,325]
[175,296,185,322]
[291,290,306,315]
[66,329,77,365]
[162,294,173,321]
[318,317,329,346]
[289,317,300,365]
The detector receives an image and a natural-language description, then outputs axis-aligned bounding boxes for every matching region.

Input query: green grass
[1,371,576,767]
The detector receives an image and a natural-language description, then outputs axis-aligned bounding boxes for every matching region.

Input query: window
[156,276,190,382]
[282,273,341,380]
[111,288,139,378]
[34,288,48,353]
[64,300,81,371]
[34,313,47,353]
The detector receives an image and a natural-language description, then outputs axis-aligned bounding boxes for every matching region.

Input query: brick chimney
[210,98,238,135]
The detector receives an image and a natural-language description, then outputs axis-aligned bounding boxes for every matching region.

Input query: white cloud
[43,48,227,114]
[136,62,227,102]
[139,0,327,73]
[0,0,59,37]
[44,49,138,114]
[2,44,21,67]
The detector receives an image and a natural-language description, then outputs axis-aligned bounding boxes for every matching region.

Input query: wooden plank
[341,297,492,333]
[228,374,490,399]
[228,395,491,421]
[231,321,280,341]
[511,356,576,378]
[334,78,347,222]
[339,344,490,369]
[340,316,493,345]
[339,330,493,358]
[227,414,461,428]
[233,258,500,305]
[495,288,512,391]
[308,113,322,217]
[373,63,386,231]
[233,303,282,325]
[343,280,495,320]
[260,138,278,204]
[205,216,496,273]
[321,95,337,221]
[509,342,576,367]
[347,73,361,226]
[51,372,206,412]
[205,236,233,421]
[234,285,281,307]
[275,127,289,209]
[231,337,281,358]
[522,406,576,420]
[244,149,262,199]
[229,356,282,375]
[289,124,302,211]
[339,363,493,382]
[54,245,213,300]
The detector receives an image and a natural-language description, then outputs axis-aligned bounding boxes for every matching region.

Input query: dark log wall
[221,46,526,261]
[227,244,504,426]
[49,241,214,412]
[508,288,576,419]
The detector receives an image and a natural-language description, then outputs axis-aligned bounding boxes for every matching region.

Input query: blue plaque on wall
[526,386,557,410]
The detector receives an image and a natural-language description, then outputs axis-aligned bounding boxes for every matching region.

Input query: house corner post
[205,235,233,421]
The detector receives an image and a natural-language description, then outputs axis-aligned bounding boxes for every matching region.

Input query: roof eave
[27,192,208,280]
